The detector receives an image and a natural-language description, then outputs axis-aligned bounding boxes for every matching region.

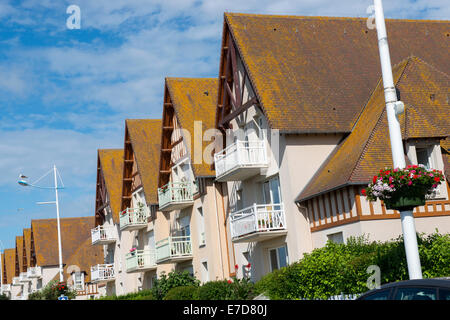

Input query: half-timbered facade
[156,77,231,282]
[214,13,450,282]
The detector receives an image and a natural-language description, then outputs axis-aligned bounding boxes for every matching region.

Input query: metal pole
[374,0,422,279]
[54,165,64,282]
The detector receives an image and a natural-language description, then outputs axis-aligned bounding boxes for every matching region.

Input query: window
[147,231,155,251]
[360,289,391,300]
[197,207,206,247]
[327,232,344,244]
[269,245,288,272]
[393,287,437,300]
[262,176,282,205]
[236,188,244,211]
[73,272,84,291]
[201,261,209,283]
[416,147,432,169]
[439,289,450,300]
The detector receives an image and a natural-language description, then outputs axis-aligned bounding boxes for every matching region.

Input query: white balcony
[125,249,157,273]
[158,181,195,211]
[19,272,31,283]
[12,277,21,286]
[1,284,11,292]
[156,236,193,263]
[119,207,148,231]
[27,266,42,279]
[90,264,115,283]
[91,225,117,245]
[214,140,268,182]
[230,203,287,243]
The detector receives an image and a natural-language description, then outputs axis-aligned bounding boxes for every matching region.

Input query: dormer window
[416,147,433,169]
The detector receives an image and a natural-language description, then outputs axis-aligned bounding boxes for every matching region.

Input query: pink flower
[432,184,437,188]
[389,184,394,188]
[408,180,413,186]
[389,177,394,183]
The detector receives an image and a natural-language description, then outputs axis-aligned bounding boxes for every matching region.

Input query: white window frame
[73,272,84,291]
[268,244,289,272]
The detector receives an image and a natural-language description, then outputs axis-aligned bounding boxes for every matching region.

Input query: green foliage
[0,293,9,300]
[163,285,199,300]
[151,271,200,300]
[196,277,255,300]
[96,289,155,300]
[28,280,77,300]
[255,231,450,300]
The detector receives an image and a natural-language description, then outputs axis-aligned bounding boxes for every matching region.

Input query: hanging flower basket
[362,165,445,211]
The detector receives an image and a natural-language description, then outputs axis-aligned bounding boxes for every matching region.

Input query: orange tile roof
[125,119,162,204]
[31,217,96,267]
[165,78,218,177]
[23,229,31,269]
[15,236,23,274]
[98,149,124,223]
[50,237,103,283]
[224,13,450,133]
[3,248,16,284]
[296,56,449,202]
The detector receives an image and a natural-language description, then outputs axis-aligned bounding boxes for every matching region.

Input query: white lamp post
[373,0,422,279]
[18,165,65,282]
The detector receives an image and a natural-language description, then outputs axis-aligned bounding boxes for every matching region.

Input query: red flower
[227,280,232,284]
[434,177,441,182]
[372,176,378,184]
[234,264,239,270]
[361,189,366,196]
[246,263,251,269]
[413,175,418,179]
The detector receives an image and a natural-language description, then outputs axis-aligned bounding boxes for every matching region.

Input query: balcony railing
[12,277,21,286]
[230,203,287,242]
[19,272,30,283]
[1,284,11,292]
[214,140,268,182]
[125,249,157,273]
[158,181,195,211]
[91,225,117,245]
[90,264,115,283]
[27,266,42,278]
[119,207,148,231]
[156,236,192,263]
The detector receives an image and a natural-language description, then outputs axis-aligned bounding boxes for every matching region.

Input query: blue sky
[0,0,448,250]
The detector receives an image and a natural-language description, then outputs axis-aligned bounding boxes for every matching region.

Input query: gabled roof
[98,149,124,223]
[296,56,449,202]
[224,13,450,133]
[23,228,31,269]
[3,248,16,284]
[31,217,95,267]
[51,237,103,283]
[165,78,218,177]
[15,236,23,273]
[125,119,162,205]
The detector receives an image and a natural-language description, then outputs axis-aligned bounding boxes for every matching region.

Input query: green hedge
[255,231,450,299]
[151,271,200,300]
[163,286,199,300]
[96,289,155,300]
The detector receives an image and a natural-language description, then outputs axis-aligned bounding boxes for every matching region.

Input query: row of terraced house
[2,13,450,299]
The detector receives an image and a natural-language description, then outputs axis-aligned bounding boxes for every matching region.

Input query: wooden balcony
[230,203,287,243]
[214,140,268,182]
[91,225,116,245]
[156,236,193,263]
[158,181,195,211]
[119,207,148,231]
[125,249,157,273]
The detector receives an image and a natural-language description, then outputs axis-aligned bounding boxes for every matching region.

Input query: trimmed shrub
[96,289,154,300]
[163,286,199,300]
[255,231,450,300]
[152,271,200,300]
[196,278,255,300]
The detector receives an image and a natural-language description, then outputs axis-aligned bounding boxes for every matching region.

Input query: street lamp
[373,0,422,279]
[18,165,65,282]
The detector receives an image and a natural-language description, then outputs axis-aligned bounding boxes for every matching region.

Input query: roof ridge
[224,12,450,23]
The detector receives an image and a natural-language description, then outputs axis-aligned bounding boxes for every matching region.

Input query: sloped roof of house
[50,237,103,283]
[15,236,23,273]
[125,119,162,204]
[224,13,450,133]
[296,56,450,202]
[23,228,31,269]
[165,78,218,177]
[98,149,124,223]
[3,248,16,284]
[31,217,96,267]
